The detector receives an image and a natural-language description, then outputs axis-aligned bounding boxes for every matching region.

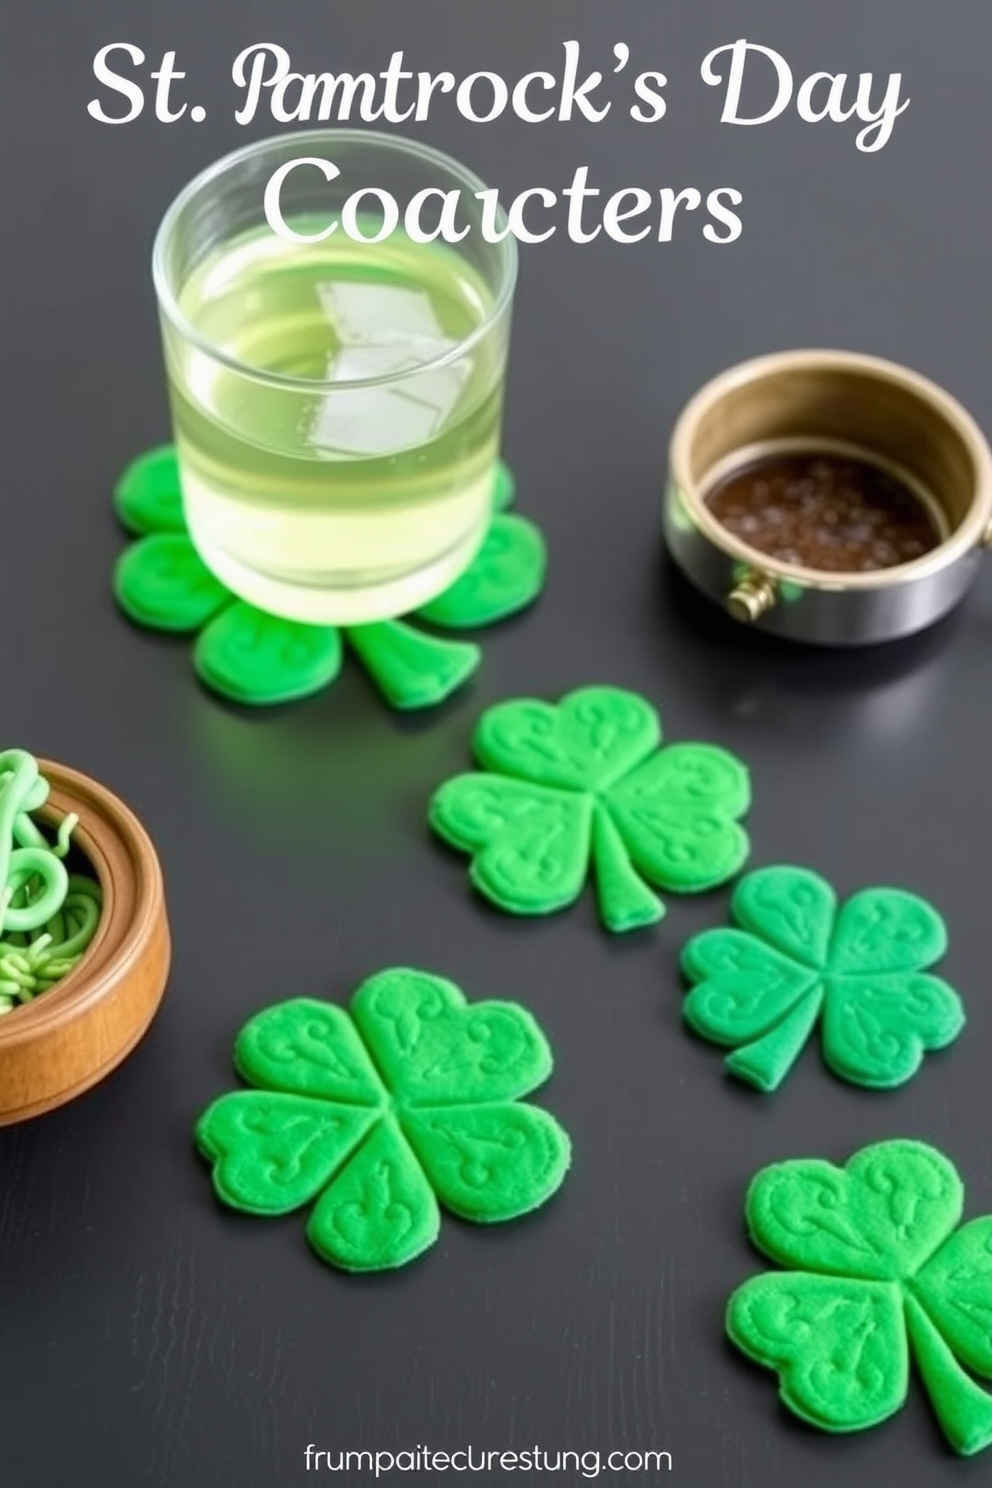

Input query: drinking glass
[152,130,517,624]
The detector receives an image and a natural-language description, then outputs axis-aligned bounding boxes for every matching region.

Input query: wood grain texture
[0,760,170,1124]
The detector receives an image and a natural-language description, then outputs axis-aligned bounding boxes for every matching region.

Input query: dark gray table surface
[2,2,990,1485]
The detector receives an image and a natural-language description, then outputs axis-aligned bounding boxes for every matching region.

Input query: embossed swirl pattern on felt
[430,686,752,932]
[727,1140,992,1456]
[195,969,571,1272]
[682,865,964,1091]
[113,446,546,709]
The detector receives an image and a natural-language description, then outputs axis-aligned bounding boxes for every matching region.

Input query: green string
[0,749,70,935]
[0,751,103,1016]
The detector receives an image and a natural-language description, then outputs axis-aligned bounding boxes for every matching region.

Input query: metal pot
[664,349,992,645]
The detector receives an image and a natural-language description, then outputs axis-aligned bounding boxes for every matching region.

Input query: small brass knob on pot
[726,571,777,624]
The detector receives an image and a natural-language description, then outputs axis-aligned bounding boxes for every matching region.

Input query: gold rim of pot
[669,349,992,591]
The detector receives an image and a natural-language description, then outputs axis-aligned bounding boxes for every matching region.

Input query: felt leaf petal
[491,459,516,512]
[306,1116,439,1272]
[351,968,553,1107]
[822,972,965,1089]
[114,445,186,535]
[195,1092,376,1215]
[234,999,385,1105]
[745,1140,964,1282]
[608,741,751,816]
[114,534,230,632]
[429,774,592,916]
[402,1104,570,1222]
[415,514,547,630]
[346,619,479,709]
[682,929,821,1044]
[912,1217,992,1380]
[733,866,837,970]
[474,687,660,793]
[727,1272,908,1433]
[828,888,947,975]
[194,601,342,706]
[606,804,750,893]
[605,744,750,891]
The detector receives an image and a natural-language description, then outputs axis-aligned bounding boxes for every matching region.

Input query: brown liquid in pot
[705,452,941,573]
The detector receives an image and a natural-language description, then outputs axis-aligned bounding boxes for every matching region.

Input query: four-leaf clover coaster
[195,968,571,1271]
[430,685,751,932]
[682,866,965,1092]
[727,1140,992,1456]
[112,446,547,708]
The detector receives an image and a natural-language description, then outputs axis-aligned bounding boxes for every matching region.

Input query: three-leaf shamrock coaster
[429,685,751,933]
[195,968,571,1272]
[727,1140,992,1456]
[113,446,546,708]
[682,865,964,1091]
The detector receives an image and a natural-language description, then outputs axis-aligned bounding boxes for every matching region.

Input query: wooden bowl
[0,759,170,1124]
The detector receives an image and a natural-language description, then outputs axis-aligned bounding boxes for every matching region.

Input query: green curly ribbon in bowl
[0,750,102,1016]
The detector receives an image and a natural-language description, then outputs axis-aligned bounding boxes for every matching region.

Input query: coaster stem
[591,804,664,932]
[725,985,824,1092]
[904,1294,992,1456]
[346,620,480,710]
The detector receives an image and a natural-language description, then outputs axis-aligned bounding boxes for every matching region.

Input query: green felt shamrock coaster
[195,968,571,1272]
[112,446,547,709]
[429,685,751,933]
[727,1139,992,1456]
[681,865,964,1092]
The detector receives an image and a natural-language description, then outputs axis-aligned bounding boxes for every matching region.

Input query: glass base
[187,517,488,626]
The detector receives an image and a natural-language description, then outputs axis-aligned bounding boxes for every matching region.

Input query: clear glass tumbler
[152,130,517,624]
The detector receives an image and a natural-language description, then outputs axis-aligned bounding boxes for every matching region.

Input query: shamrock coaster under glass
[152,130,517,625]
[665,349,992,645]
[112,445,546,709]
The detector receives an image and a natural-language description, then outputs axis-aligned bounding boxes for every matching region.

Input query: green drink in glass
[153,131,517,624]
